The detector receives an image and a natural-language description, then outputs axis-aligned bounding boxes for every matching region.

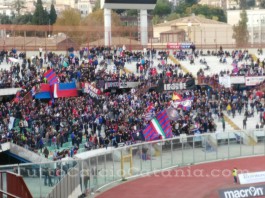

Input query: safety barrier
[0,171,32,198]
[0,130,265,197]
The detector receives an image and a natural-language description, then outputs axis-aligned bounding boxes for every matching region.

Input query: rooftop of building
[155,15,228,27]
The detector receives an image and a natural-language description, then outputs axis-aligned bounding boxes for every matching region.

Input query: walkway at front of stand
[96,156,265,198]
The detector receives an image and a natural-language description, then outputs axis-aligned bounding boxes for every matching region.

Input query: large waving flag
[53,82,78,98]
[156,110,173,138]
[44,69,58,85]
[143,110,173,141]
[35,83,51,99]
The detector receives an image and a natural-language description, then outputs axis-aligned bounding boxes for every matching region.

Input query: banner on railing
[219,75,231,88]
[105,81,119,89]
[219,76,264,87]
[164,82,186,90]
[245,76,265,86]
[230,76,245,84]
[104,81,140,89]
[219,76,245,87]
[167,42,193,49]
[163,78,195,91]
[239,171,265,185]
[119,81,140,89]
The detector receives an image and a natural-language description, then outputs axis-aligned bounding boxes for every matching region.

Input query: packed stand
[0,47,212,161]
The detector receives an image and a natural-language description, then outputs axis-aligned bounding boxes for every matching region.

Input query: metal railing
[0,24,264,50]
[0,171,33,198]
[0,130,265,198]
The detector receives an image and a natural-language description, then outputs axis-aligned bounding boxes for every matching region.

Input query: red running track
[97,156,265,198]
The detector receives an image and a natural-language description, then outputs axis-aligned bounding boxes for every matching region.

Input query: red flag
[13,92,21,103]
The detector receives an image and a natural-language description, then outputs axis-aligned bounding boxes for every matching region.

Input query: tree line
[152,0,227,24]
[93,0,227,24]
[0,0,254,47]
[1,0,57,25]
[237,0,265,10]
[3,0,256,26]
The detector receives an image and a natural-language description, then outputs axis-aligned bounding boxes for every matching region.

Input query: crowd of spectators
[0,47,181,159]
[172,48,265,91]
[0,46,264,161]
[174,48,265,130]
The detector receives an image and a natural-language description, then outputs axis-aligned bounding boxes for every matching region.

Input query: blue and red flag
[142,110,173,141]
[35,84,51,99]
[44,69,58,85]
[156,110,173,139]
[53,82,78,98]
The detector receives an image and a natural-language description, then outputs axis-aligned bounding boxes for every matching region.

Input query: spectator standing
[232,168,238,184]
[48,168,53,187]
[222,117,225,132]
[55,167,61,184]
[43,147,49,158]
[104,137,109,149]
[243,118,247,129]
[71,132,75,146]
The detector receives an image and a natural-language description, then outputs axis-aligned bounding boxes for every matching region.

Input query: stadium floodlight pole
[259,13,262,46]
[49,19,51,36]
[104,8,112,47]
[151,35,153,52]
[188,22,192,42]
[102,0,157,48]
[140,9,148,46]
[129,31,132,51]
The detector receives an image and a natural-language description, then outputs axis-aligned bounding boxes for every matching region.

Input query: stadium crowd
[174,48,265,129]
[0,46,264,161]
